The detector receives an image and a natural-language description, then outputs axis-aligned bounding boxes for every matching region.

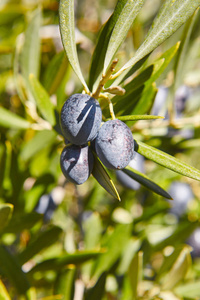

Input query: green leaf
[3,212,42,234]
[103,0,145,74]
[153,220,199,251]
[59,0,89,93]
[17,226,63,265]
[28,250,104,274]
[113,0,200,80]
[161,245,192,290]
[92,152,121,201]
[112,54,150,87]
[117,239,142,275]
[43,51,69,95]
[20,130,57,162]
[128,252,143,300]
[0,204,13,232]
[54,268,76,300]
[88,0,127,91]
[0,245,30,295]
[21,7,41,79]
[85,272,107,300]
[29,74,56,126]
[131,83,157,115]
[0,280,11,300]
[107,115,163,121]
[174,10,198,89]
[93,224,132,278]
[0,107,31,129]
[21,7,41,101]
[137,140,200,181]
[157,245,190,280]
[110,85,145,117]
[153,42,180,85]
[174,280,200,299]
[123,167,172,199]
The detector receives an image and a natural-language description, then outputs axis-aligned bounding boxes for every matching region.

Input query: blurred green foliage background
[0,0,200,299]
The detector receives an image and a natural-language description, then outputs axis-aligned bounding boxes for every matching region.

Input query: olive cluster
[60,94,135,184]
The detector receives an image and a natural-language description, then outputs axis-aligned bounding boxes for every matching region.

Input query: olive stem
[92,59,118,99]
[99,93,115,120]
[108,99,116,120]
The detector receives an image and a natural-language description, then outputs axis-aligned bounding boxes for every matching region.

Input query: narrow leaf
[17,226,63,265]
[54,268,76,300]
[113,0,200,80]
[59,0,89,93]
[128,252,143,300]
[0,204,13,231]
[0,107,31,129]
[20,130,57,162]
[132,83,157,115]
[29,74,56,126]
[174,10,198,89]
[174,280,200,299]
[93,224,132,278]
[161,245,192,290]
[157,245,190,279]
[103,0,145,74]
[137,140,200,181]
[0,280,11,300]
[109,85,144,117]
[3,212,42,234]
[21,7,41,79]
[123,167,172,199]
[85,272,107,300]
[88,0,128,91]
[28,250,104,274]
[0,245,30,295]
[21,7,41,102]
[106,115,163,121]
[92,152,121,201]
[43,51,69,95]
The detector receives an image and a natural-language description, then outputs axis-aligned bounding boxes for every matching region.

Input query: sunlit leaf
[0,107,31,129]
[88,0,127,92]
[103,0,145,74]
[85,272,107,300]
[137,140,200,181]
[59,0,89,93]
[17,226,63,265]
[29,74,56,126]
[19,130,57,162]
[28,250,104,274]
[92,152,121,201]
[43,51,69,96]
[0,245,30,295]
[0,280,11,300]
[131,83,157,115]
[3,212,42,234]
[174,10,198,89]
[174,280,200,299]
[128,251,143,300]
[93,224,132,278]
[113,0,200,80]
[0,204,13,232]
[161,245,192,290]
[123,167,172,199]
[21,7,41,101]
[107,115,163,121]
[54,267,76,300]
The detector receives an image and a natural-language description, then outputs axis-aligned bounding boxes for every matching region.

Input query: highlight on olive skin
[60,144,94,185]
[60,93,102,146]
[95,119,135,170]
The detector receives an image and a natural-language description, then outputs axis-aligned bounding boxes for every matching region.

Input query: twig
[92,59,118,99]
